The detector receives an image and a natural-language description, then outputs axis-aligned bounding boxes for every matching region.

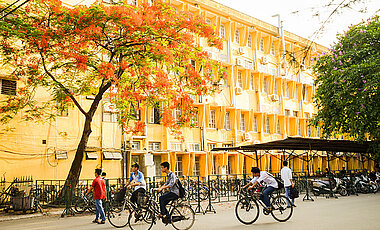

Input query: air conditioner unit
[235,87,243,95]
[236,58,243,66]
[270,94,279,101]
[244,132,252,141]
[260,56,268,65]
[239,47,245,54]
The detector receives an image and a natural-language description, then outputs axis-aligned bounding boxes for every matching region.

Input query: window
[293,111,299,117]
[247,34,252,48]
[103,151,122,160]
[265,117,270,134]
[171,143,182,151]
[297,122,301,136]
[192,109,199,127]
[270,42,275,55]
[234,29,240,44]
[219,24,225,38]
[285,109,290,116]
[224,112,231,130]
[58,104,69,117]
[303,85,309,102]
[317,127,320,137]
[205,18,211,25]
[103,111,118,122]
[228,156,234,174]
[148,142,161,151]
[1,79,16,96]
[193,156,200,176]
[253,116,258,132]
[274,81,278,95]
[237,71,243,88]
[191,60,196,70]
[175,156,183,176]
[307,125,311,137]
[243,156,247,174]
[131,155,140,165]
[189,143,200,152]
[208,143,216,151]
[269,66,277,76]
[154,155,161,176]
[174,107,181,122]
[212,155,217,174]
[285,82,289,98]
[263,77,268,93]
[294,85,299,100]
[276,119,281,134]
[304,113,309,119]
[250,75,255,90]
[127,0,137,5]
[131,141,140,150]
[150,105,160,124]
[239,114,245,131]
[259,39,265,52]
[209,110,216,128]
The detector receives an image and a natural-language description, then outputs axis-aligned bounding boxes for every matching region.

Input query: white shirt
[281,166,293,187]
[250,171,278,188]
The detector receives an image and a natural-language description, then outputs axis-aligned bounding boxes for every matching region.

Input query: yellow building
[0,0,374,181]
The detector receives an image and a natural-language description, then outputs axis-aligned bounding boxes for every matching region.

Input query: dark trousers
[130,188,145,205]
[260,186,275,208]
[159,192,178,216]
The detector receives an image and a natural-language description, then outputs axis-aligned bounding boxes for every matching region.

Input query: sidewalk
[0,208,63,222]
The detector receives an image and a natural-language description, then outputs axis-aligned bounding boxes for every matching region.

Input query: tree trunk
[66,117,93,188]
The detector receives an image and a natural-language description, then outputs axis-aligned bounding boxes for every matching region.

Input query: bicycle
[128,189,195,230]
[235,186,293,225]
[73,191,96,214]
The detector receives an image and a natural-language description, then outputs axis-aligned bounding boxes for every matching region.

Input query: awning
[212,137,371,153]
[86,151,99,160]
[103,151,122,160]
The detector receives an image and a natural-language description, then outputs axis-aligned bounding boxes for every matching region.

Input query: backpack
[176,179,186,198]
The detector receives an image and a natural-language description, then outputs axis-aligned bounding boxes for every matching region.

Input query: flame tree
[0,0,224,186]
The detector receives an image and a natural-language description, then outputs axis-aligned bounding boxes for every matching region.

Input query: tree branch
[40,53,87,116]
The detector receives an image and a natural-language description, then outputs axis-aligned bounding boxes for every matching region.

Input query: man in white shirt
[242,167,278,211]
[281,161,295,207]
[125,163,146,205]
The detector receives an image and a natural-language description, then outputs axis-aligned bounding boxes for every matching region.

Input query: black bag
[268,173,284,189]
[176,179,186,198]
[276,178,284,189]
[290,186,299,199]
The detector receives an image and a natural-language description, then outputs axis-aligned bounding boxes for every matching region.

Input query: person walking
[154,162,179,224]
[281,161,295,207]
[85,168,106,224]
[125,163,146,205]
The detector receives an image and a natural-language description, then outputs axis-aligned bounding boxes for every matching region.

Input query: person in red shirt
[85,168,106,224]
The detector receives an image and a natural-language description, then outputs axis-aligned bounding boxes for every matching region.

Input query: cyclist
[125,163,146,205]
[154,161,179,223]
[242,167,278,212]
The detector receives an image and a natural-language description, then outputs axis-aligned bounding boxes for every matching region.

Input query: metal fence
[0,169,372,215]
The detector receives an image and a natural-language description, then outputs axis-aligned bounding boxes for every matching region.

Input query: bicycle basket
[137,193,148,206]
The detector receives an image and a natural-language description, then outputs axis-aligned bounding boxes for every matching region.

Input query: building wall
[0,0,374,181]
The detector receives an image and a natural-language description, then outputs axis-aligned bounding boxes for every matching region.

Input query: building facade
[0,0,374,181]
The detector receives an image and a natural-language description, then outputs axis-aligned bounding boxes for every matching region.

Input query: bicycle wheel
[235,198,259,225]
[271,195,293,222]
[170,204,195,230]
[108,201,131,228]
[129,208,154,230]
[73,197,86,214]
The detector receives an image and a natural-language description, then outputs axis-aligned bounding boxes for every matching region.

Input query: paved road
[1,193,380,230]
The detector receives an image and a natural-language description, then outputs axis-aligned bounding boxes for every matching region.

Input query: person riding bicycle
[125,163,146,206]
[242,167,278,212]
[154,161,179,223]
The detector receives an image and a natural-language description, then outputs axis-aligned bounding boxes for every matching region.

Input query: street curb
[0,211,62,222]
